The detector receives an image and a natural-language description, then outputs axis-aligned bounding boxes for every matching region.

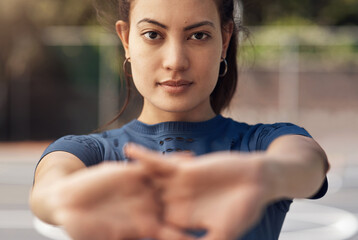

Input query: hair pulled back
[93,0,246,126]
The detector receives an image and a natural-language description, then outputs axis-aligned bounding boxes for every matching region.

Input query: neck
[137,101,216,124]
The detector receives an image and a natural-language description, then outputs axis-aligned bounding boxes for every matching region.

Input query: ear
[221,21,234,59]
[116,20,130,59]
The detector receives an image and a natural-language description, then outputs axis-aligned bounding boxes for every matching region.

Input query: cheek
[198,54,221,93]
[195,49,221,79]
[195,39,222,72]
[128,41,157,86]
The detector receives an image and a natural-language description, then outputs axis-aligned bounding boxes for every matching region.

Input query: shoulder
[250,122,311,151]
[41,134,106,166]
[58,134,104,149]
[41,124,126,161]
[250,122,311,141]
[221,116,309,136]
[224,117,311,151]
[40,123,135,166]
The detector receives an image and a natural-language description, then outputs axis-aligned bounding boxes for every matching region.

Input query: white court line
[280,201,358,240]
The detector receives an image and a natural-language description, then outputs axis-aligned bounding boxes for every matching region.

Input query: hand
[125,144,270,240]
[47,162,193,240]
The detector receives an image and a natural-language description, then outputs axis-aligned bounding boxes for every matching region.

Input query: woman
[30,0,329,239]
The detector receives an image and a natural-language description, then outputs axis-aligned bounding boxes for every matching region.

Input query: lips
[158,80,193,87]
[157,80,193,94]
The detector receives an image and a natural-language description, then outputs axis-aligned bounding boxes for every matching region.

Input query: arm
[124,137,329,240]
[30,151,194,240]
[263,135,329,201]
[29,151,86,225]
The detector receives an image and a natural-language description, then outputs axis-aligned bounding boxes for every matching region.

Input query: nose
[162,39,189,72]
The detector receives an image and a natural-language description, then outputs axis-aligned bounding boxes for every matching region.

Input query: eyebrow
[137,18,168,29]
[184,21,215,31]
[137,18,215,31]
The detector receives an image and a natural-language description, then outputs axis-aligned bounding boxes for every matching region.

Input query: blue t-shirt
[40,115,327,240]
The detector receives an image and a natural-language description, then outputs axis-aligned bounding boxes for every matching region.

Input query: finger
[124,143,177,176]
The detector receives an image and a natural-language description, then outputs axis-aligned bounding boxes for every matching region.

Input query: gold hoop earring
[123,58,132,77]
[219,57,228,77]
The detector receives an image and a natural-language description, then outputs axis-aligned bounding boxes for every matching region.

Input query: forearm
[30,176,65,225]
[262,135,329,201]
[30,152,86,225]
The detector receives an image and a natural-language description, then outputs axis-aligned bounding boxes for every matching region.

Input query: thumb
[124,143,177,176]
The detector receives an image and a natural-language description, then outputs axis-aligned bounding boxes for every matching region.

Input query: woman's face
[116,0,232,123]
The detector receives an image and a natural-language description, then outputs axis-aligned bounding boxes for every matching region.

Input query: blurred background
[0,0,357,239]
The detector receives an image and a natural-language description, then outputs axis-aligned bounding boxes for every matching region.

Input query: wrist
[247,154,285,203]
[262,154,296,202]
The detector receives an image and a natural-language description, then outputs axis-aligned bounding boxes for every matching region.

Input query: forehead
[130,0,220,26]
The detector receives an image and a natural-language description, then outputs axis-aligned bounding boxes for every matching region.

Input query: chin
[147,97,211,116]
[161,106,194,113]
[159,103,211,117]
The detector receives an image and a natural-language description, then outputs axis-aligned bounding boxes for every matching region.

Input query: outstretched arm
[30,151,194,240]
[30,151,86,225]
[124,135,329,240]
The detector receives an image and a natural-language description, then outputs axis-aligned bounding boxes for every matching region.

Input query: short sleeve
[39,135,104,167]
[251,123,312,151]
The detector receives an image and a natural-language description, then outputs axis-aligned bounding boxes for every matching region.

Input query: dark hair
[93,0,247,128]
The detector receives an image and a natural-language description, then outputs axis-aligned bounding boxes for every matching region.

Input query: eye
[143,31,162,40]
[190,32,210,40]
